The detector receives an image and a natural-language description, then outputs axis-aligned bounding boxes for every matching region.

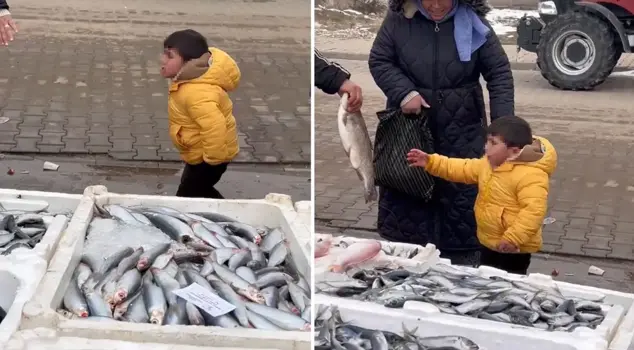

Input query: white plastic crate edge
[293,200,311,257]
[315,293,608,350]
[20,187,311,350]
[5,327,285,350]
[0,250,48,347]
[0,189,81,264]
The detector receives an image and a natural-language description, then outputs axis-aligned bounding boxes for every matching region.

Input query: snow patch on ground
[488,9,539,36]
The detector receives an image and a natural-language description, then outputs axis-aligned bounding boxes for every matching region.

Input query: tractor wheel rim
[552,30,596,76]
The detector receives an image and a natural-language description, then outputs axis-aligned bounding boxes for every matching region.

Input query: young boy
[407,116,557,275]
[160,29,241,199]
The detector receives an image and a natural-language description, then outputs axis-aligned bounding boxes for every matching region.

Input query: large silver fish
[337,93,377,203]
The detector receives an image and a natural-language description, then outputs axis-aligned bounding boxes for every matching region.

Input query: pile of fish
[316,263,608,332]
[315,305,480,350]
[0,210,61,255]
[317,234,435,260]
[60,204,311,331]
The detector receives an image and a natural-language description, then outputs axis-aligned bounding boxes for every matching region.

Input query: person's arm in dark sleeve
[0,0,9,10]
[314,48,351,95]
[478,21,515,120]
[368,12,418,107]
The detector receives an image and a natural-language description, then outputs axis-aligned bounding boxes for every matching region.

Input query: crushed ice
[83,217,172,262]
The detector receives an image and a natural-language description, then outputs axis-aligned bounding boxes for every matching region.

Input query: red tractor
[516,0,634,90]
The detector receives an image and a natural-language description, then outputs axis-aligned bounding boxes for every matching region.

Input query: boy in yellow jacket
[160,29,240,198]
[407,116,557,275]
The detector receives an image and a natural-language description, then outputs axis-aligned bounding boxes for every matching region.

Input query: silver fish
[244,302,311,331]
[151,268,181,307]
[337,93,377,202]
[142,274,167,325]
[259,228,284,253]
[208,278,250,327]
[144,212,194,243]
[267,241,288,267]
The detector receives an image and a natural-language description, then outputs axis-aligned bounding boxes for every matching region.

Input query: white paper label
[172,283,236,317]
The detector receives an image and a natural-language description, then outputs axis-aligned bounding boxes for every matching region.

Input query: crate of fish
[0,189,83,262]
[314,302,484,350]
[315,292,612,350]
[4,327,286,350]
[314,259,633,350]
[21,186,311,350]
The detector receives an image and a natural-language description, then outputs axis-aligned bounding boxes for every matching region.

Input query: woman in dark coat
[368,0,515,265]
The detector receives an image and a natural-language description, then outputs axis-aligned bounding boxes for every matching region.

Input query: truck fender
[576,1,631,52]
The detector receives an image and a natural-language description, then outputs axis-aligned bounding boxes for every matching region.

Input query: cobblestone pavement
[0,0,310,163]
[315,58,634,260]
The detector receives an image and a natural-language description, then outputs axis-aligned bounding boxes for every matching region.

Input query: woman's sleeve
[477,27,515,120]
[368,12,418,106]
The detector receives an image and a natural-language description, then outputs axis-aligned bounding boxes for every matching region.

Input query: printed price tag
[173,283,236,317]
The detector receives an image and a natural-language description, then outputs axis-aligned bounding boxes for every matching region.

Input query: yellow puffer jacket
[168,47,240,165]
[425,136,558,253]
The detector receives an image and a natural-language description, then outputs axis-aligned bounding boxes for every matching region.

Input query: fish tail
[364,184,378,203]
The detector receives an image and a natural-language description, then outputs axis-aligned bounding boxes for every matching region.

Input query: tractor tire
[536,11,618,90]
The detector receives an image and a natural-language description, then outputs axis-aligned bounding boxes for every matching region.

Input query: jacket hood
[389,0,491,17]
[172,47,240,92]
[511,136,557,175]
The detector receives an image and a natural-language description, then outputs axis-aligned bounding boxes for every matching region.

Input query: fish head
[150,310,165,325]
[136,257,149,270]
[247,287,266,304]
[301,323,311,331]
[253,235,262,245]
[246,260,263,270]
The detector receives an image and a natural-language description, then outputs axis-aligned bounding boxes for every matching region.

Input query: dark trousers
[479,246,532,275]
[176,162,228,199]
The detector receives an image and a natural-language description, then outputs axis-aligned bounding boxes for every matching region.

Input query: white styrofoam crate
[293,200,311,258]
[5,328,284,350]
[0,189,83,263]
[21,186,311,350]
[0,250,48,346]
[314,233,634,350]
[316,293,607,350]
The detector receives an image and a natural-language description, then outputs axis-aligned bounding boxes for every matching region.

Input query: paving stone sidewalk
[0,1,311,163]
[315,63,634,260]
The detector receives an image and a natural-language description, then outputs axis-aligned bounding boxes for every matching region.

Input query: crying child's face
[160,48,184,79]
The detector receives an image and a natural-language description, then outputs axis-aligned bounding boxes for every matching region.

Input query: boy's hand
[407,149,429,168]
[497,240,520,253]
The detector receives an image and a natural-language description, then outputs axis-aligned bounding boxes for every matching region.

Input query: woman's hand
[402,95,430,114]
[0,13,17,46]
[407,149,430,168]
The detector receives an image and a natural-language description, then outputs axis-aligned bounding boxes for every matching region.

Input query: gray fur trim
[388,0,491,16]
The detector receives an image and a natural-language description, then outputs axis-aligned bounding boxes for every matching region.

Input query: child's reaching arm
[407,149,485,184]
[186,93,227,164]
[501,172,549,249]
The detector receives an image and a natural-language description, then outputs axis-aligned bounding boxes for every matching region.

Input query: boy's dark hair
[163,29,209,62]
[487,116,533,148]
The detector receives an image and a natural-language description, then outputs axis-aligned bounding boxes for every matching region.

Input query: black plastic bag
[373,109,435,200]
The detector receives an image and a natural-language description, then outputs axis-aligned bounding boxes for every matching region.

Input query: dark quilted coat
[369,0,514,254]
